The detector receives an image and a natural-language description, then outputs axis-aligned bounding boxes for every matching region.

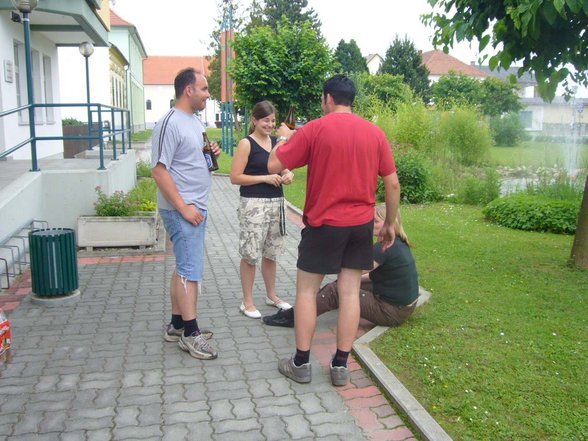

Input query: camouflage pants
[238,197,285,264]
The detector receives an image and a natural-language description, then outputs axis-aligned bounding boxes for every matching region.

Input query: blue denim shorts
[159,208,207,282]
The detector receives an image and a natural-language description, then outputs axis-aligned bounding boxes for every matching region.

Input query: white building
[365,53,383,75]
[0,0,110,160]
[58,9,147,133]
[144,55,218,128]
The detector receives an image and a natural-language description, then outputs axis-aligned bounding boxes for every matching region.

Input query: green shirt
[369,240,419,306]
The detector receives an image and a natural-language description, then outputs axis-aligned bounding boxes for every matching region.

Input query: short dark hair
[323,74,356,106]
[174,67,198,99]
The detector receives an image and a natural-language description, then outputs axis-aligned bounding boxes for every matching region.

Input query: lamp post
[79,41,94,150]
[12,0,38,171]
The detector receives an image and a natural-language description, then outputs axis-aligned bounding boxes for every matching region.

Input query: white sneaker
[240,302,261,319]
[178,333,218,360]
[265,297,292,310]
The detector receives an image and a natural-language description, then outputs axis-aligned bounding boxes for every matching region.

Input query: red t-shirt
[276,112,396,227]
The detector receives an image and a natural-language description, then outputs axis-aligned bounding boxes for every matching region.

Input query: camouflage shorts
[238,197,285,264]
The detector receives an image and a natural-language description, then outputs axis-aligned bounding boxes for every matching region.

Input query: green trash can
[29,228,78,297]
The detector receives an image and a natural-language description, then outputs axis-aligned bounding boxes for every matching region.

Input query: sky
[109,0,481,64]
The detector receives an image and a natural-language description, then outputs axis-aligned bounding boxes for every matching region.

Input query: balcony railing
[0,102,132,171]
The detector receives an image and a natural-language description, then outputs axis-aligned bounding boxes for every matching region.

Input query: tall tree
[261,0,321,35]
[423,0,588,101]
[379,35,431,102]
[232,19,334,120]
[480,77,522,117]
[423,0,588,267]
[334,39,368,74]
[431,72,482,110]
[431,73,521,116]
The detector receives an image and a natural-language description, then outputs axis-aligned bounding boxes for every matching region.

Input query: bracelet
[277,136,287,142]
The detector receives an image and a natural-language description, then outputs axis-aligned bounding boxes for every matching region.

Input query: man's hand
[280,171,294,185]
[276,123,295,140]
[180,204,204,226]
[378,221,396,251]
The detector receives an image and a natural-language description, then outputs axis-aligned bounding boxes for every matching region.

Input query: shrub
[62,117,84,126]
[352,72,414,119]
[94,179,157,216]
[490,112,525,146]
[136,159,152,178]
[438,107,492,166]
[378,150,440,203]
[483,194,580,234]
[389,101,434,154]
[94,186,133,216]
[525,175,583,202]
[127,178,157,211]
[457,168,501,205]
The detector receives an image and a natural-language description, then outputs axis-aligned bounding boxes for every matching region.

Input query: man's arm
[268,123,296,174]
[152,163,203,225]
[378,172,400,250]
[268,148,286,174]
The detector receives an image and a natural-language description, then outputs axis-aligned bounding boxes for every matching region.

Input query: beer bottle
[202,132,219,172]
[284,105,296,130]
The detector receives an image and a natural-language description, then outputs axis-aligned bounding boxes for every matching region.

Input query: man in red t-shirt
[268,74,400,386]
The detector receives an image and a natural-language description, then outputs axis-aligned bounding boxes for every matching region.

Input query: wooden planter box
[77,213,158,250]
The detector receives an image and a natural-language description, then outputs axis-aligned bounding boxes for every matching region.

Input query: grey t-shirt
[151,108,211,211]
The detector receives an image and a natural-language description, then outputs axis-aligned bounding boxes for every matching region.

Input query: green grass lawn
[371,203,588,440]
[210,136,588,439]
[489,140,588,168]
[132,129,152,142]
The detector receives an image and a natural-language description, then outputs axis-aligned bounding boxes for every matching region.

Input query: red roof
[144,56,212,85]
[110,10,134,27]
[422,50,487,78]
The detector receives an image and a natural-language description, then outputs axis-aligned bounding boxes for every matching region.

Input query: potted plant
[77,180,158,250]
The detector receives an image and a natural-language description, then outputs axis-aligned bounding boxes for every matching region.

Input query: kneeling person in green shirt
[263,205,419,328]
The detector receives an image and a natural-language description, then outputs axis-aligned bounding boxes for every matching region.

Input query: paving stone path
[0,176,416,441]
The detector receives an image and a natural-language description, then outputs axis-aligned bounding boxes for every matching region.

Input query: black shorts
[297,221,374,274]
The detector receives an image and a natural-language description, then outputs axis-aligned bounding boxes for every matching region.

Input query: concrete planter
[77,212,158,250]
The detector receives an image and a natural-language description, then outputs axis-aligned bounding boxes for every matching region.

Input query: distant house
[421,50,487,82]
[422,50,587,135]
[365,53,383,75]
[143,56,218,128]
[58,10,147,133]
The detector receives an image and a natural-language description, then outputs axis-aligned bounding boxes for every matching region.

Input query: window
[146,99,151,110]
[13,41,25,123]
[519,110,532,129]
[43,56,54,123]
[31,49,43,123]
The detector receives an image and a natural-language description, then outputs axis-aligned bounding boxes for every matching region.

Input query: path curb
[353,288,453,441]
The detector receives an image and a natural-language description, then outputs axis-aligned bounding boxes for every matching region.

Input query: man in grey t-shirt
[151,68,220,360]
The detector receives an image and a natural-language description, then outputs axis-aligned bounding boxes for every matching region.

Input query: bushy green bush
[378,150,440,203]
[438,107,492,166]
[128,178,157,210]
[136,160,152,178]
[456,168,500,205]
[94,187,133,216]
[490,112,525,146]
[483,194,579,234]
[94,179,157,216]
[62,117,84,126]
[389,101,434,154]
[352,72,413,120]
